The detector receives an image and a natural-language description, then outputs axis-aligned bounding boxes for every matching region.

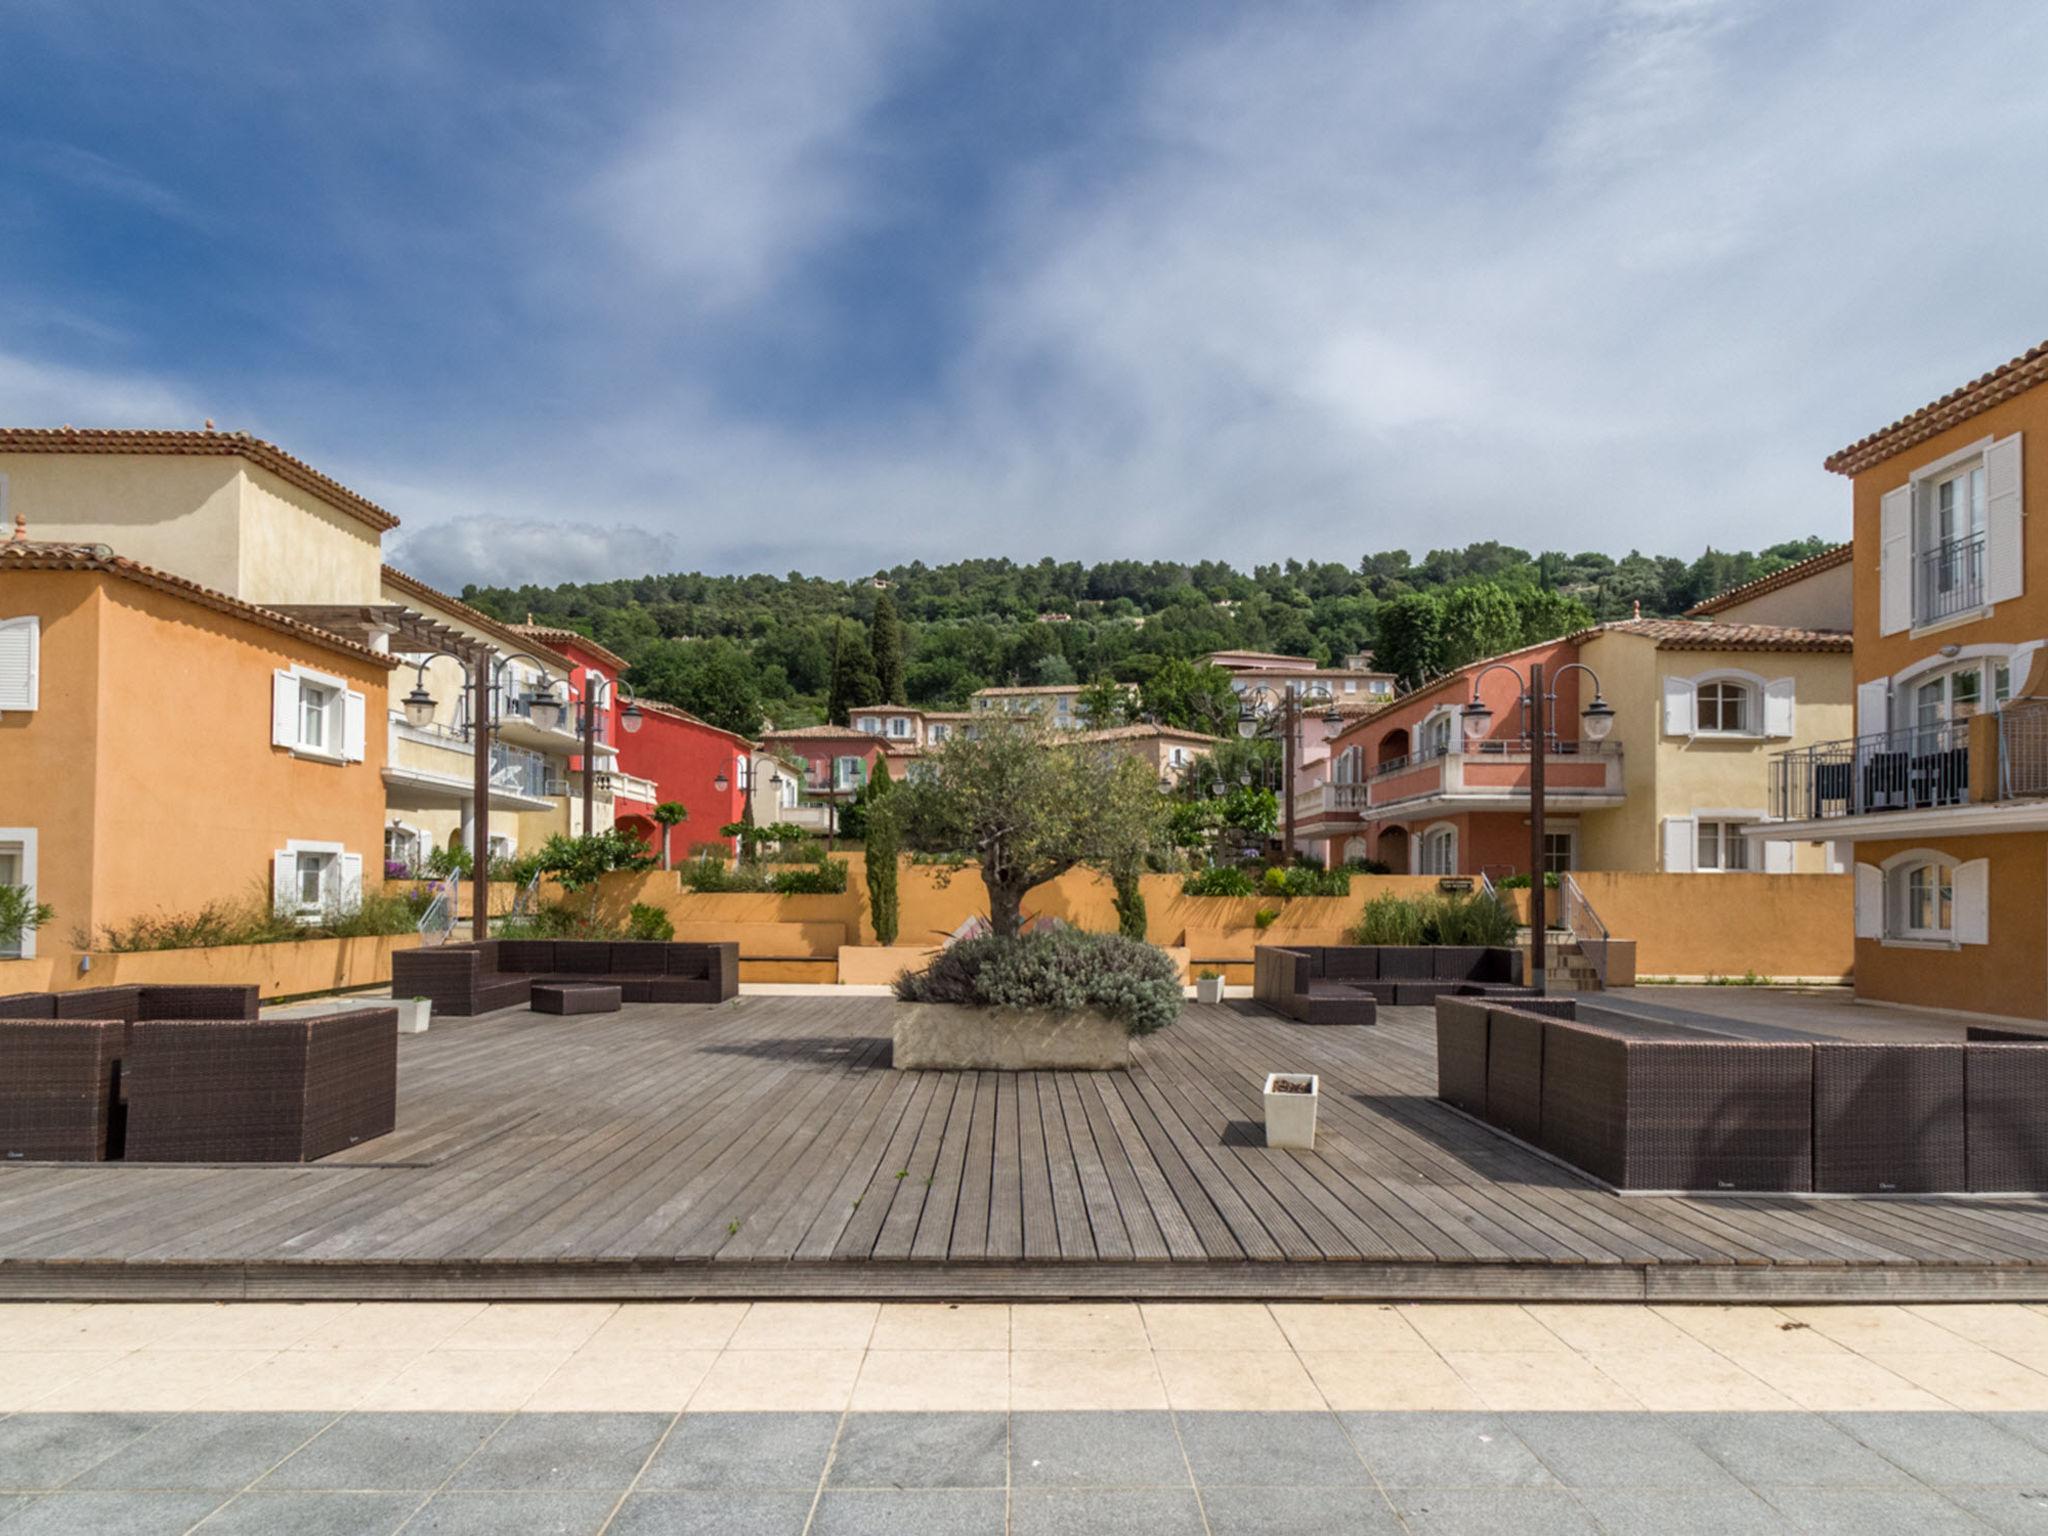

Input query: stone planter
[1195,975,1226,1005]
[891,1003,1132,1071]
[393,998,432,1035]
[1263,1072,1319,1149]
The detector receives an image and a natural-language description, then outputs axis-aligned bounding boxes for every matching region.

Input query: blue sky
[5,0,2048,590]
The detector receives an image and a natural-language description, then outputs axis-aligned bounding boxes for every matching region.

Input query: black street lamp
[399,649,565,941]
[567,674,640,836]
[1458,661,1615,992]
[1236,684,1344,861]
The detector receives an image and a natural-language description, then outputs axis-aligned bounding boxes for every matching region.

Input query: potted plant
[1195,969,1226,1004]
[1263,1072,1319,1149]
[893,929,1182,1070]
[393,995,432,1034]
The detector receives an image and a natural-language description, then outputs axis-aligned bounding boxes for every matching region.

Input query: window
[0,834,29,960]
[930,723,951,742]
[857,717,881,734]
[1343,679,1357,693]
[1892,860,1954,940]
[1695,680,1752,734]
[887,716,911,738]
[834,755,865,792]
[1696,820,1752,872]
[1419,825,1457,875]
[384,825,422,873]
[300,679,336,751]
[1421,712,1455,758]
[0,616,38,713]
[1911,657,2011,726]
[1542,831,1574,875]
[294,850,334,913]
[1880,433,2022,634]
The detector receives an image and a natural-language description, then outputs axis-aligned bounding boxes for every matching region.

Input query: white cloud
[588,0,936,316]
[0,350,198,427]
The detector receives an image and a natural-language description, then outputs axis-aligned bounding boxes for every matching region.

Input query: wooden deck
[5,996,2048,1301]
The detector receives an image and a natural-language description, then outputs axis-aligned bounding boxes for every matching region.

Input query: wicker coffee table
[531,982,623,1016]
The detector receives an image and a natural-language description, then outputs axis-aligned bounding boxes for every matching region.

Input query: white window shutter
[273,849,295,913]
[1854,863,1883,938]
[1856,677,1890,739]
[1879,484,1913,634]
[1762,677,1795,738]
[343,690,367,762]
[0,617,38,712]
[337,852,364,912]
[272,671,299,749]
[1662,676,1696,736]
[1763,838,1794,874]
[1662,817,1696,873]
[1986,434,2025,607]
[1954,858,1990,945]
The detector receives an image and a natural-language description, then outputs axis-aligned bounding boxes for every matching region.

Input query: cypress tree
[863,760,900,945]
[871,590,906,705]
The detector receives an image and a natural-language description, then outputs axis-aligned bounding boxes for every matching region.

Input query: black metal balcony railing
[2001,699,2048,799]
[1769,719,1971,821]
[1915,530,1986,626]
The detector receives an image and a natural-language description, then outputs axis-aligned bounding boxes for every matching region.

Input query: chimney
[9,511,25,543]
[1632,599,1641,620]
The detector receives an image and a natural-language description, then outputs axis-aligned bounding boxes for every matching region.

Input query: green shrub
[1265,865,1351,898]
[1352,890,1428,945]
[85,883,430,952]
[626,903,676,941]
[1348,889,1519,947]
[1182,866,1257,897]
[1252,907,1280,930]
[1494,872,1559,890]
[771,859,849,895]
[1344,858,1392,874]
[0,885,54,952]
[1111,863,1147,941]
[896,929,1183,1037]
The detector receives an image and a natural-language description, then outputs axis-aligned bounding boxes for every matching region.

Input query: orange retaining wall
[1570,871,1853,981]
[0,933,424,1002]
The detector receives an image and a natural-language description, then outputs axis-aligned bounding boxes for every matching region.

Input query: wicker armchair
[1811,1043,1965,1194]
[123,1009,398,1162]
[0,1019,126,1161]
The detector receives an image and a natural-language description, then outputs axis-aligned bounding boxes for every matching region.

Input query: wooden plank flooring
[7,996,2048,1299]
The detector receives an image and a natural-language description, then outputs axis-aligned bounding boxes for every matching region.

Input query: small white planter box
[393,998,432,1035]
[1263,1072,1319,1149]
[1195,975,1226,1005]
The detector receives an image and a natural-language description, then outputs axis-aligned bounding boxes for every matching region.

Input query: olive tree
[883,721,1166,940]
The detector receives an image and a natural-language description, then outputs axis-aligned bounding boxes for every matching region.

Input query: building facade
[1302,614,1852,877]
[1766,339,2048,1021]
[0,542,392,951]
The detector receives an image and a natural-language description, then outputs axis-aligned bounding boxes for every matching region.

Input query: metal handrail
[417,872,458,947]
[1769,719,1972,820]
[509,869,543,919]
[2001,699,2048,799]
[1561,871,1608,943]
[1915,529,1986,626]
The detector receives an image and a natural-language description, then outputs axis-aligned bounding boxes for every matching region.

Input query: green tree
[825,620,881,725]
[1139,658,1236,733]
[870,590,906,705]
[888,721,1167,938]
[651,801,689,870]
[1076,675,1134,728]
[530,828,658,923]
[1373,592,1447,687]
[1514,587,1597,646]
[1441,583,1524,669]
[634,639,763,738]
[862,760,900,945]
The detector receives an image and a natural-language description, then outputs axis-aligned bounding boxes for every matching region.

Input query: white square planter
[1263,1072,1319,1149]
[393,998,432,1034]
[1195,976,1225,1005]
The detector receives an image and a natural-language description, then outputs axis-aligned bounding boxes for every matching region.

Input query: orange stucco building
[0,544,394,955]
[1768,338,2048,1021]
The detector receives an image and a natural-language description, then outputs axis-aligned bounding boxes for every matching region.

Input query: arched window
[1420,711,1456,759]
[1888,857,1954,940]
[1419,823,1457,875]
[1696,680,1754,734]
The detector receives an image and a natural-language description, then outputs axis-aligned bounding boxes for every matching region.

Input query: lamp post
[1237,684,1342,862]
[714,756,785,857]
[400,650,566,942]
[570,674,641,836]
[1456,661,1615,992]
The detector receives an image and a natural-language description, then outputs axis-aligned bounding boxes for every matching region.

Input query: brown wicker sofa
[123,1009,398,1162]
[1437,997,2048,1193]
[1255,945,1526,1025]
[390,940,739,1017]
[0,985,395,1164]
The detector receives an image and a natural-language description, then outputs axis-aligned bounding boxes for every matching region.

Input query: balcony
[382,731,557,812]
[1915,531,1986,627]
[1365,738,1625,817]
[1768,719,1972,822]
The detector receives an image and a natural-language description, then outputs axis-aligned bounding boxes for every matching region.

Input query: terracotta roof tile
[1687,544,1852,615]
[509,622,630,672]
[1071,723,1222,744]
[1571,618,1852,652]
[760,724,879,741]
[1,541,398,668]
[1825,339,2048,475]
[0,427,399,532]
